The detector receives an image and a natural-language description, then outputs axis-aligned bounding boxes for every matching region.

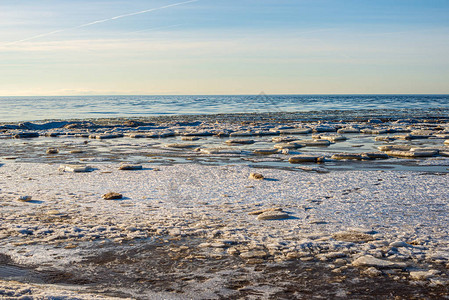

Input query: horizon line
[1,93,449,97]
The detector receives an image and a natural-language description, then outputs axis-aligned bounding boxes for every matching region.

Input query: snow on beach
[0,114,449,298]
[0,162,448,298]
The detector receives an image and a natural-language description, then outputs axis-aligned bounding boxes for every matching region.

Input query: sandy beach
[0,116,448,299]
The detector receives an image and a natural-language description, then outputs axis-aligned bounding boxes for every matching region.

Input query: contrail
[5,0,198,45]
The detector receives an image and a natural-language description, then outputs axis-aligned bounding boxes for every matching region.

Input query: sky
[0,0,448,96]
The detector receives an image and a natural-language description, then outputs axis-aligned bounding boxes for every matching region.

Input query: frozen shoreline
[1,113,449,173]
[1,112,449,298]
[0,162,448,298]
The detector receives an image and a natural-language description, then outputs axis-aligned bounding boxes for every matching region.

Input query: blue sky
[1,0,448,95]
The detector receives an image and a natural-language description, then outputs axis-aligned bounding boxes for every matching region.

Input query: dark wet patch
[0,253,45,284]
[4,237,445,299]
[0,253,13,265]
[266,262,449,300]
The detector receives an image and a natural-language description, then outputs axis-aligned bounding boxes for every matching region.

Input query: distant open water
[0,94,448,122]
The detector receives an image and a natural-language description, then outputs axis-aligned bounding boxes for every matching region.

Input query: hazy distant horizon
[2,93,449,98]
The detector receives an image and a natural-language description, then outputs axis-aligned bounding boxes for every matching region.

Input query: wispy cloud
[128,24,185,34]
[4,0,198,46]
[1,28,443,59]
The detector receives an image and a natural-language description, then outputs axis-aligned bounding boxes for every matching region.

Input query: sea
[0,94,448,122]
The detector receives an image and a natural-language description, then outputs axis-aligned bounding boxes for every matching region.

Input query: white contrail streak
[5,0,198,45]
[77,0,197,28]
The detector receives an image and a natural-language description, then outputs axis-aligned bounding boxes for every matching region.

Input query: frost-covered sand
[1,162,448,299]
[1,113,449,298]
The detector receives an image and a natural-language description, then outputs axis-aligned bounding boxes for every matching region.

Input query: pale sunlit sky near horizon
[1,0,448,96]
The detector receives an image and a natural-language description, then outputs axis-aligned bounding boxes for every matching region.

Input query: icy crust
[0,163,449,297]
[0,279,123,299]
[1,116,449,173]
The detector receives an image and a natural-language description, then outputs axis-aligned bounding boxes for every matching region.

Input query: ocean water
[0,94,448,122]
